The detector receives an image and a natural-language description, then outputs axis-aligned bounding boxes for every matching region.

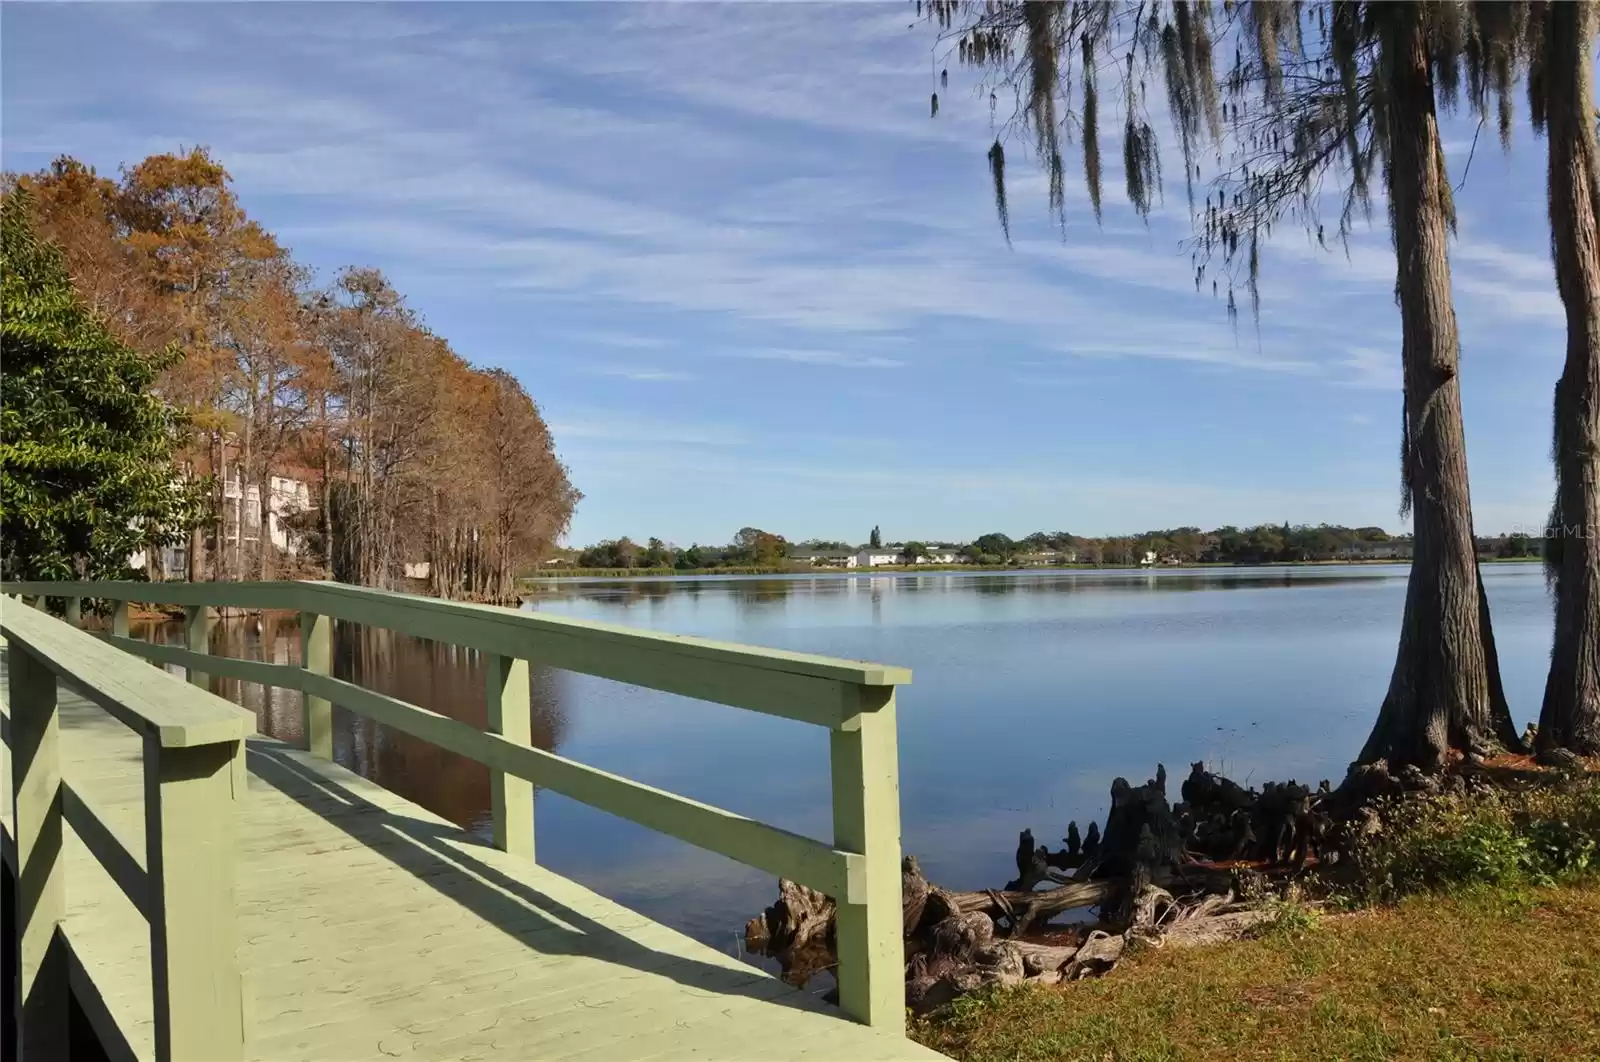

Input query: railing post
[485,653,534,859]
[829,685,905,1033]
[143,737,245,1061]
[184,605,208,689]
[64,596,81,628]
[299,610,332,759]
[7,643,70,1058]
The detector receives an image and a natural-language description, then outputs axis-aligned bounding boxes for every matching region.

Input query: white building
[222,469,314,556]
[789,549,858,568]
[128,469,313,577]
[854,548,902,567]
[129,541,189,576]
[791,546,964,568]
[1341,540,1410,561]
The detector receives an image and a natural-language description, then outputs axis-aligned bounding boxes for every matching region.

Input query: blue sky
[1,2,1567,546]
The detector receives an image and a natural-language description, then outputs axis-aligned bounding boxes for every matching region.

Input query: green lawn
[913,881,1600,1062]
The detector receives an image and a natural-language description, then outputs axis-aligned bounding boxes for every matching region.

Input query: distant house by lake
[788,546,965,568]
[857,546,965,566]
[1018,549,1078,566]
[789,548,859,568]
[130,457,317,577]
[855,548,901,567]
[1339,539,1413,561]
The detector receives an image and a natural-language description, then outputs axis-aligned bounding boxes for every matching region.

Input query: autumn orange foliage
[10,148,578,598]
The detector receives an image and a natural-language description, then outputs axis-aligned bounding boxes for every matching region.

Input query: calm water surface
[150,563,1553,953]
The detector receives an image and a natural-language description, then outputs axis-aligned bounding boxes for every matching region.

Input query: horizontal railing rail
[3,579,912,1032]
[11,580,908,725]
[91,636,862,900]
[4,597,252,748]
[1,600,249,1060]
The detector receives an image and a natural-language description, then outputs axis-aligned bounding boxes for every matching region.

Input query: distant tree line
[574,527,792,571]
[955,525,1417,566]
[559,522,1548,573]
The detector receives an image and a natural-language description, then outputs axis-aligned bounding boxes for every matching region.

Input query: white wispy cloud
[1339,347,1404,391]
[1454,241,1554,286]
[31,1,1424,385]
[576,331,678,350]
[546,413,750,448]
[730,348,908,369]
[1451,238,1563,325]
[1454,276,1563,324]
[2,0,1562,541]
[1053,336,1322,376]
[563,435,1420,529]
[596,367,693,383]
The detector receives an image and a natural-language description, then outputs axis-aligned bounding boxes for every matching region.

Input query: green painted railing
[2,600,251,1060]
[3,580,913,1034]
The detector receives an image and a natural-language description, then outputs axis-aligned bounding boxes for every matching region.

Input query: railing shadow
[244,741,835,1020]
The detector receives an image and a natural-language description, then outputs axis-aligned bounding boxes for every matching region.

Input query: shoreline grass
[913,878,1600,1062]
[915,776,1600,1062]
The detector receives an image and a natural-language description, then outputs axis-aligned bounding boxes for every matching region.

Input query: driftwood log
[746,763,1305,1015]
[748,755,1598,1014]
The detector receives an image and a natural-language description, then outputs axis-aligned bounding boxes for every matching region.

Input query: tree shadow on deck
[244,741,839,1020]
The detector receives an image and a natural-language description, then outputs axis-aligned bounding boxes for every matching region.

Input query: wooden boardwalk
[2,582,945,1061]
[3,666,941,1061]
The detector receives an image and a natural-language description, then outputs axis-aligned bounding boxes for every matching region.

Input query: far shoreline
[523,556,1543,582]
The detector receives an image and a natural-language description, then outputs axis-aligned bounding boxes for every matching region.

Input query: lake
[145,563,1553,955]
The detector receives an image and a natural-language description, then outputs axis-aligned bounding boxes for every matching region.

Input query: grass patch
[916,777,1600,1061]
[914,879,1600,1061]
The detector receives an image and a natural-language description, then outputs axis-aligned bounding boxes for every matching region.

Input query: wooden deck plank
[249,960,774,1052]
[4,665,944,1061]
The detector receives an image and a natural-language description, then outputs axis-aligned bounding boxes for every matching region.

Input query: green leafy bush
[1,188,207,581]
[1353,776,1600,901]
[1261,896,1322,938]
[1517,782,1600,876]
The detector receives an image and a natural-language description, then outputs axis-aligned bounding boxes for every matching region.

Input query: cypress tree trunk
[1358,4,1519,769]
[240,404,253,578]
[1537,0,1600,755]
[215,431,230,582]
[186,456,203,581]
[188,521,203,582]
[148,534,165,581]
[320,394,334,578]
[258,473,273,581]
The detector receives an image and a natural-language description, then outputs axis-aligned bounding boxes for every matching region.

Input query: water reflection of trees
[730,580,791,606]
[137,615,567,835]
[525,568,1392,612]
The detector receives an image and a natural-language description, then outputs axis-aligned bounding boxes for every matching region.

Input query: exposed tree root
[744,755,1595,1014]
[746,762,1329,1013]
